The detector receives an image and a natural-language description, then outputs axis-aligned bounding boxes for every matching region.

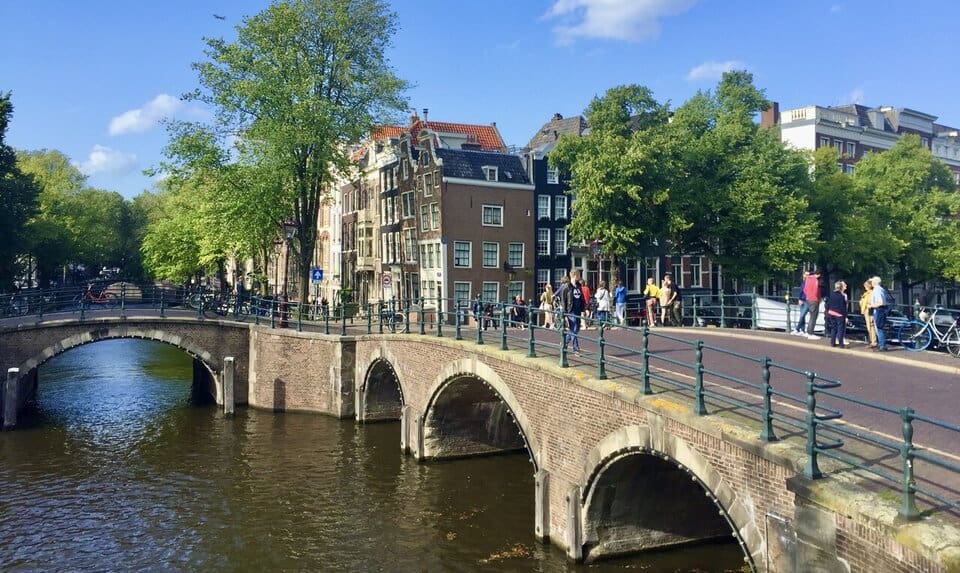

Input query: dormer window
[547,167,559,184]
[482,166,498,182]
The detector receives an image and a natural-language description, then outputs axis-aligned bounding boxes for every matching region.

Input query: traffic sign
[311,268,324,282]
[382,272,392,288]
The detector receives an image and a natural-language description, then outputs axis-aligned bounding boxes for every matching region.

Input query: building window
[553,228,567,256]
[508,281,524,301]
[482,282,499,302]
[537,269,550,292]
[507,243,524,268]
[537,195,551,219]
[423,173,433,196]
[921,137,929,148]
[482,166,498,181]
[833,140,843,154]
[954,172,960,185]
[403,228,417,262]
[672,260,683,287]
[844,164,855,174]
[546,167,559,184]
[482,242,499,268]
[554,195,568,220]
[626,258,639,291]
[819,137,830,148]
[430,203,439,229]
[420,205,429,231]
[402,159,409,179]
[401,191,414,218]
[482,205,503,226]
[537,229,550,256]
[690,256,702,287]
[454,281,471,304]
[845,142,855,157]
[453,241,471,268]
[553,268,567,288]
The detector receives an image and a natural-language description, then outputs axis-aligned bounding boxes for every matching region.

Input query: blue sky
[2,0,958,199]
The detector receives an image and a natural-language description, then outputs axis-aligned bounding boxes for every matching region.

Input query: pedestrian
[483,302,497,331]
[581,281,593,329]
[234,273,246,316]
[613,279,627,326]
[825,280,848,348]
[562,270,585,355]
[671,280,683,327]
[859,280,878,348]
[802,270,822,340]
[511,294,527,329]
[472,293,483,327]
[595,280,610,325]
[642,277,659,327]
[555,275,570,330]
[540,284,555,329]
[659,274,676,326]
[791,270,810,336]
[868,276,891,351]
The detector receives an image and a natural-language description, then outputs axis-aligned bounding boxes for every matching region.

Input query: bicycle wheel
[898,320,931,352]
[103,293,118,309]
[945,328,960,358]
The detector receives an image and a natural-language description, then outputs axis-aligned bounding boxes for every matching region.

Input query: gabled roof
[526,113,588,150]
[410,120,505,151]
[370,125,406,140]
[435,148,530,185]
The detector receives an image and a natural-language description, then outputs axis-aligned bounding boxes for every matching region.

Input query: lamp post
[281,220,298,300]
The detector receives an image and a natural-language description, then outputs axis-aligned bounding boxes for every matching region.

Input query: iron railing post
[436,296,443,337]
[476,302,484,345]
[270,298,276,328]
[597,323,607,380]
[751,293,757,330]
[37,287,44,320]
[692,296,698,327]
[719,290,726,328]
[785,294,791,332]
[197,286,204,320]
[899,407,920,520]
[120,282,126,319]
[500,302,508,350]
[418,299,425,335]
[455,301,463,341]
[378,302,384,334]
[641,326,652,394]
[79,294,86,321]
[341,301,347,336]
[559,312,569,368]
[297,301,303,332]
[324,303,330,335]
[159,288,166,318]
[693,340,707,415]
[403,299,410,334]
[804,372,822,479]
[760,357,776,442]
[527,302,536,358]
[367,303,372,334]
[254,296,261,326]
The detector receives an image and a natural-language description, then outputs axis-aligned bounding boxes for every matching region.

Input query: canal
[0,339,746,572]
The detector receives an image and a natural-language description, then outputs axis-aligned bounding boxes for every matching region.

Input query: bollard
[693,340,707,415]
[3,368,19,430]
[760,357,776,441]
[597,324,607,380]
[455,301,463,341]
[899,407,920,520]
[803,372,822,479]
[641,326,652,395]
[223,357,235,416]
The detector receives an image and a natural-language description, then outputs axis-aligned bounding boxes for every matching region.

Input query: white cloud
[545,0,696,44]
[686,60,746,81]
[74,145,138,176]
[108,93,206,136]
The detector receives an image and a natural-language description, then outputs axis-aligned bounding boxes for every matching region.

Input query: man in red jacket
[803,270,822,340]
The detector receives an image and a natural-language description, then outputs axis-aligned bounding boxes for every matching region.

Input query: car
[846,310,910,344]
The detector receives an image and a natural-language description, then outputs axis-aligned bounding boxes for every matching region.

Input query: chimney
[552,112,563,120]
[422,108,429,122]
[761,101,780,127]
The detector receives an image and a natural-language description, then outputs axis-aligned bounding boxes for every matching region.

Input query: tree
[173,0,408,301]
[549,85,671,275]
[853,135,960,300]
[0,92,39,288]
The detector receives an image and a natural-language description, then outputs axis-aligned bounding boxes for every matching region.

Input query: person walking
[540,284,555,329]
[802,270,822,340]
[659,274,676,326]
[825,281,848,348]
[791,270,810,336]
[595,280,610,325]
[581,281,593,329]
[613,279,627,326]
[869,276,891,351]
[859,280,878,348]
[642,277,659,327]
[511,294,527,329]
[562,270,585,355]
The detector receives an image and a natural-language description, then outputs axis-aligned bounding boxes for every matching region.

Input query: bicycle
[896,307,960,357]
[73,286,117,310]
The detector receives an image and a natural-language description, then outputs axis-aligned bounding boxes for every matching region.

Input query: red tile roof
[410,120,505,151]
[370,125,406,140]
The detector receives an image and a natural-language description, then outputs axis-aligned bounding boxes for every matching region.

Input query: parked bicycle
[73,285,117,310]
[188,291,242,318]
[897,307,960,357]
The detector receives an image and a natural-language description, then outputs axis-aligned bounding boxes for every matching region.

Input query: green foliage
[160,0,408,299]
[0,92,39,287]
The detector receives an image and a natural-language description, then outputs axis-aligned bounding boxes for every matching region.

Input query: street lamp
[281,220,298,300]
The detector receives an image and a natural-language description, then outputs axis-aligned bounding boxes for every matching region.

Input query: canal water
[0,339,746,572]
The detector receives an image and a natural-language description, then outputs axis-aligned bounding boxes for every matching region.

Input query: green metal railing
[3,286,959,517]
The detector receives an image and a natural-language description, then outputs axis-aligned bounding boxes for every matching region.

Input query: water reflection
[0,339,745,572]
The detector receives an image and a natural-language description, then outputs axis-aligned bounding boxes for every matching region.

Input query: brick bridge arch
[356,345,405,422]
[578,425,762,567]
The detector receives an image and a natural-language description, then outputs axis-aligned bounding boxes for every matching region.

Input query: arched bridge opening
[421,374,529,463]
[581,448,750,568]
[357,358,403,423]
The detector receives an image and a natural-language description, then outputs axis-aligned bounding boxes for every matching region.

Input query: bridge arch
[356,346,404,422]
[578,425,761,568]
[419,358,540,471]
[16,325,221,382]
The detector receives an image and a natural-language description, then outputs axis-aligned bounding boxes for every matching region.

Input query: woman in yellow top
[643,277,660,327]
[859,279,878,347]
[540,284,555,329]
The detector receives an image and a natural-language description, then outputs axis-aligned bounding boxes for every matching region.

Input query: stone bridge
[1,318,958,572]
